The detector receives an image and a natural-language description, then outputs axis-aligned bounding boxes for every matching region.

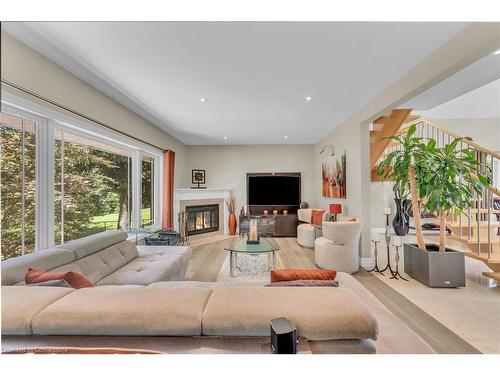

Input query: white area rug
[216,252,283,283]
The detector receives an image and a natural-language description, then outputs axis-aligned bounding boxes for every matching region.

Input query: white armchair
[296,209,329,248]
[314,220,363,273]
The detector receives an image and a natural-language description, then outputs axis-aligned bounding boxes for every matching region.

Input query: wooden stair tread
[482,272,500,282]
[370,108,412,169]
[465,252,500,263]
[465,237,500,244]
[447,221,500,228]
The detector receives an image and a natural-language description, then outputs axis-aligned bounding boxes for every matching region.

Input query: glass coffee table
[224,235,280,277]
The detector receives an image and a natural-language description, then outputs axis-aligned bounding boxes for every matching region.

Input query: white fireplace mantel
[173,188,232,234]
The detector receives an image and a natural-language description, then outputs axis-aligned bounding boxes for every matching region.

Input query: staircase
[371,112,500,282]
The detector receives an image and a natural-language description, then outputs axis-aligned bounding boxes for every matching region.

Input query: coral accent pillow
[270,269,336,283]
[310,209,325,226]
[25,268,94,289]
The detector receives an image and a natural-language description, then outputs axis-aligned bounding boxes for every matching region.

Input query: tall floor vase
[228,213,237,235]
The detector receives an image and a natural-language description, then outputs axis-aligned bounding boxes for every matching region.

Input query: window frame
[1,92,163,251]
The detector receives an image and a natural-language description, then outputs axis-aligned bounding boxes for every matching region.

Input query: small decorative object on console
[283,209,288,216]
[273,209,278,215]
[247,218,260,244]
[263,209,269,216]
[300,201,310,209]
[271,317,298,354]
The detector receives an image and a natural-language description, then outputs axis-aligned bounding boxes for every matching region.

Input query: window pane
[54,129,132,243]
[141,156,155,228]
[0,113,36,260]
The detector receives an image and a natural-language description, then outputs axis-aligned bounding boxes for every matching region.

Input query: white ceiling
[3,22,468,145]
[414,78,500,119]
[403,51,500,111]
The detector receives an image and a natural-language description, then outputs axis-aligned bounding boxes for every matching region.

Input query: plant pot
[392,198,410,236]
[228,213,237,235]
[403,243,465,288]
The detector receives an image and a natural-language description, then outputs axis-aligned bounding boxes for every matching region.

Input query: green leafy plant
[377,125,428,250]
[420,138,490,252]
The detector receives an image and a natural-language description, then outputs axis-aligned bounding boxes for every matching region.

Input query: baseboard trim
[360,257,374,268]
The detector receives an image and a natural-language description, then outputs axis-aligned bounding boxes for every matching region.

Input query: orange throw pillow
[25,268,94,289]
[310,209,325,226]
[270,269,337,283]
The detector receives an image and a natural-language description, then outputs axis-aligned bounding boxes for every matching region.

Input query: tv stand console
[239,214,298,237]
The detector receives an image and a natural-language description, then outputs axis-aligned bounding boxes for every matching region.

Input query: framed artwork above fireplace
[191,169,206,189]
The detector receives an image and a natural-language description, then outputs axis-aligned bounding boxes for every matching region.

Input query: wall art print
[322,151,346,198]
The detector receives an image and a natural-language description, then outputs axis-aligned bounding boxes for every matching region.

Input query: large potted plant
[407,137,489,287]
[378,125,489,287]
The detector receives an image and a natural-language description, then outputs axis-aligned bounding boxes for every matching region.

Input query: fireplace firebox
[186,204,219,236]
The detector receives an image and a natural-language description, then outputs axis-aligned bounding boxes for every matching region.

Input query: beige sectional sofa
[2,282,378,353]
[1,230,379,354]
[1,231,191,286]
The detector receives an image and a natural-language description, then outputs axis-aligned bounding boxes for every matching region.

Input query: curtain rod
[1,79,166,151]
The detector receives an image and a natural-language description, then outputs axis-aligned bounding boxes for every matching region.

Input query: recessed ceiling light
[223,136,228,140]
[284,135,289,139]
[494,49,500,56]
[304,96,313,102]
[200,97,207,102]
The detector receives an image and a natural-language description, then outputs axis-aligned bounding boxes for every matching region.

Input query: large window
[54,129,133,244]
[0,97,162,258]
[0,113,37,259]
[141,156,155,228]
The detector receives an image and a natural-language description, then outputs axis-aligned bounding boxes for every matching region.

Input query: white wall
[1,32,189,186]
[430,118,500,152]
[314,121,372,258]
[185,145,315,215]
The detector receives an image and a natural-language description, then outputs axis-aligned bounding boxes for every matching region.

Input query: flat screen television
[247,174,301,206]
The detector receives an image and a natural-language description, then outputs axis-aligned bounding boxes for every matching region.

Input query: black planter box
[403,243,465,288]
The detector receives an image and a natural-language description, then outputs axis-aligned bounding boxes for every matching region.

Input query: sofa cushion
[31,286,212,336]
[56,230,127,259]
[202,287,377,340]
[270,269,336,283]
[1,286,74,335]
[311,210,325,226]
[96,246,191,286]
[1,249,75,286]
[70,241,139,284]
[25,268,94,289]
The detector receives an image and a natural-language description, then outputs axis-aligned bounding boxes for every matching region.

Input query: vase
[392,198,409,236]
[228,213,237,235]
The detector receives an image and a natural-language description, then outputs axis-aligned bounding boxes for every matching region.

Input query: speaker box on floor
[270,317,297,354]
